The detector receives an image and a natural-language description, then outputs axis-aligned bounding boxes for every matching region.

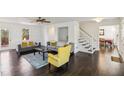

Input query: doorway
[99,25,119,49]
[58,27,68,43]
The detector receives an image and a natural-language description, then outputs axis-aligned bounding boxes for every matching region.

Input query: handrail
[80,27,96,41]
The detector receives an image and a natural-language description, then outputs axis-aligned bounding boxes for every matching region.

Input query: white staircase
[78,27,97,54]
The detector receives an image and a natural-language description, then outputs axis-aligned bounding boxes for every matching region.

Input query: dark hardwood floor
[0,48,124,76]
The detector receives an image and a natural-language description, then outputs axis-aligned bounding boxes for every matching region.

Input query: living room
[0,17,80,76]
[0,17,124,76]
[1,0,124,93]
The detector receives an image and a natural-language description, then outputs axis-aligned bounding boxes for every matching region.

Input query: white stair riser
[78,29,97,54]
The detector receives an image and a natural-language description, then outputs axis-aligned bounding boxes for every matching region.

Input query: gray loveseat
[17,42,41,56]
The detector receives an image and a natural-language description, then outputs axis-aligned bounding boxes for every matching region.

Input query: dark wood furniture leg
[39,51,40,54]
[34,50,36,55]
[43,52,45,60]
[49,63,51,71]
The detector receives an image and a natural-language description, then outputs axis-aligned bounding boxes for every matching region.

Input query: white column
[73,21,80,53]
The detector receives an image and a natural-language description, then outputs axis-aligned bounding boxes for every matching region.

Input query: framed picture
[99,29,104,36]
[22,28,29,40]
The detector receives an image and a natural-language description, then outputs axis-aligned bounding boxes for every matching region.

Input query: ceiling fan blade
[31,17,51,23]
[43,20,51,23]
[41,19,46,21]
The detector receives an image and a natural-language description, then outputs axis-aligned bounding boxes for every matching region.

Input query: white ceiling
[42,17,119,23]
[0,17,120,25]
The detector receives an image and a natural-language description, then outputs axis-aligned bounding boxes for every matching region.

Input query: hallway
[0,48,124,76]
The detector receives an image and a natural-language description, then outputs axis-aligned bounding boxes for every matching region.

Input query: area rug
[23,53,48,69]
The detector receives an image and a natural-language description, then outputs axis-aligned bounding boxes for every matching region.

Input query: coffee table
[33,48,48,60]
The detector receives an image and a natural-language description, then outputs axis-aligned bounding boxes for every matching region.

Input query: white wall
[0,22,44,50]
[47,24,56,41]
[45,21,79,53]
[46,21,76,42]
[100,19,120,26]
[80,21,99,39]
[119,21,124,60]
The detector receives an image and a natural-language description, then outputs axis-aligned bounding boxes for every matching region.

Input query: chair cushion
[48,45,71,67]
[28,41,34,46]
[21,42,28,47]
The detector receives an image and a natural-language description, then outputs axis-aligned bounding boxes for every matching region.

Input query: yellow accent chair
[48,45,72,71]
[49,40,57,47]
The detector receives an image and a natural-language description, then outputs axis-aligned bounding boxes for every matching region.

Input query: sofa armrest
[17,44,21,51]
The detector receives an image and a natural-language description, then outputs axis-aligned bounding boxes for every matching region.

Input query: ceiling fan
[33,17,51,23]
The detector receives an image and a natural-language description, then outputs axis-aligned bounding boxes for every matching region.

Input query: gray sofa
[17,42,41,56]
